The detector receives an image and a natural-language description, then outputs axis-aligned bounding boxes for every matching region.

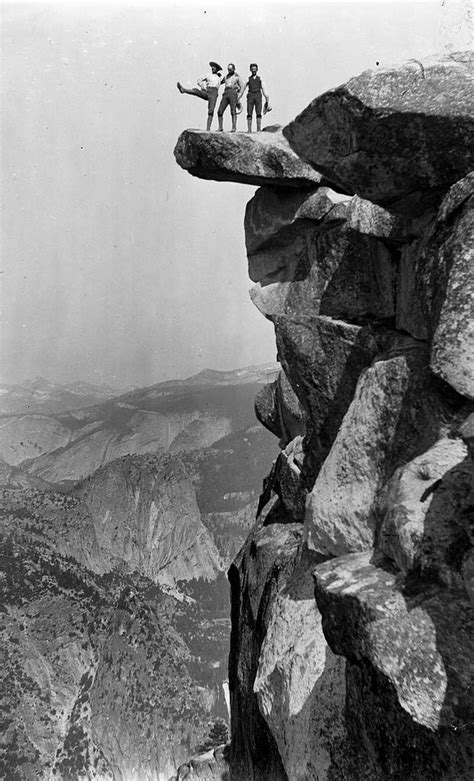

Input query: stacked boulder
[175,51,474,780]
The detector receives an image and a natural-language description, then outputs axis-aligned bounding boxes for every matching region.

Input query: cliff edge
[175,51,474,780]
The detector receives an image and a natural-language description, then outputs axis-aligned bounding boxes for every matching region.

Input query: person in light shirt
[177,61,223,131]
[239,63,271,133]
[217,64,245,133]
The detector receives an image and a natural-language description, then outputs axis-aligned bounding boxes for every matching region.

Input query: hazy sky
[0,0,460,386]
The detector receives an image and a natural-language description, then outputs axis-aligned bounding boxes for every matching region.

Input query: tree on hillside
[195,718,229,753]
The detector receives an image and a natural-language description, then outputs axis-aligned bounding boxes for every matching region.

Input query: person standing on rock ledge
[239,63,271,133]
[217,63,245,133]
[177,61,222,131]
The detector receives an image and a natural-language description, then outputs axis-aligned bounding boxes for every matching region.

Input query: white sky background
[0,0,466,386]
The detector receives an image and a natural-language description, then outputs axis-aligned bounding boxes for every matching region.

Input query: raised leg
[177,83,208,100]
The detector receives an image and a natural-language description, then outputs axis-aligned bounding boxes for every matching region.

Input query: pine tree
[195,718,229,753]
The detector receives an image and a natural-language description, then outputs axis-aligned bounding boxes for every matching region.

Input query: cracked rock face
[378,437,469,575]
[314,551,474,779]
[284,51,474,215]
[175,48,474,781]
[398,173,474,398]
[305,340,461,557]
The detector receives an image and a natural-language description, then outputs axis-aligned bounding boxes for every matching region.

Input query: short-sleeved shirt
[197,72,221,89]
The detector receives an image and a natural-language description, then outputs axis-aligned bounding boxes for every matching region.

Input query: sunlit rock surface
[284,51,474,215]
[174,127,323,188]
[178,47,474,780]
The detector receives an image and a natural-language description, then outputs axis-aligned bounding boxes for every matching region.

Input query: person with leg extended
[217,63,245,132]
[239,63,271,133]
[177,61,222,131]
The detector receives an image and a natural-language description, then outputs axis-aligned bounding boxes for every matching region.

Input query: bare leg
[247,118,252,133]
[177,83,207,100]
[256,117,262,132]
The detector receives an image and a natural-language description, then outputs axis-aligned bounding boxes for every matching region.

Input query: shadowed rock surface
[398,173,474,398]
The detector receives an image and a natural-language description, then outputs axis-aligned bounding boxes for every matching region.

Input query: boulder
[254,551,346,781]
[245,188,408,258]
[173,746,229,781]
[460,412,474,457]
[247,190,397,320]
[305,340,461,557]
[244,186,350,255]
[397,173,474,399]
[174,128,323,188]
[378,437,469,575]
[345,195,410,242]
[254,380,281,439]
[314,551,474,779]
[284,52,474,215]
[254,370,306,448]
[275,370,306,447]
[260,436,307,524]
[274,315,392,465]
[228,523,303,781]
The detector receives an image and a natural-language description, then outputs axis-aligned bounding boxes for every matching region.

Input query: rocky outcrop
[253,547,346,780]
[378,436,469,574]
[247,192,398,320]
[305,339,462,557]
[175,50,474,781]
[0,414,73,465]
[284,51,474,215]
[314,551,474,779]
[174,128,323,188]
[254,369,305,448]
[398,173,474,398]
[77,453,222,586]
[173,746,229,780]
[228,524,301,781]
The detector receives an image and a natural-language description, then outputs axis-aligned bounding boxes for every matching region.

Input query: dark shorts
[189,86,218,114]
[218,88,238,116]
[247,92,263,118]
[206,87,218,114]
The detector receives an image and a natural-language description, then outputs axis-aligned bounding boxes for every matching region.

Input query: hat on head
[209,61,222,71]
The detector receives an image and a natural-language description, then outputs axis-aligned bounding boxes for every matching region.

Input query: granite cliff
[175,51,474,779]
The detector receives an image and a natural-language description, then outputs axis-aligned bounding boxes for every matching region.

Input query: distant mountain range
[0,364,279,481]
[0,364,279,778]
[0,365,278,417]
[0,376,128,415]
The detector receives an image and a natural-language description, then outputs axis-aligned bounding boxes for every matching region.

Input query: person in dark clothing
[217,63,245,132]
[239,63,271,132]
[177,61,222,131]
